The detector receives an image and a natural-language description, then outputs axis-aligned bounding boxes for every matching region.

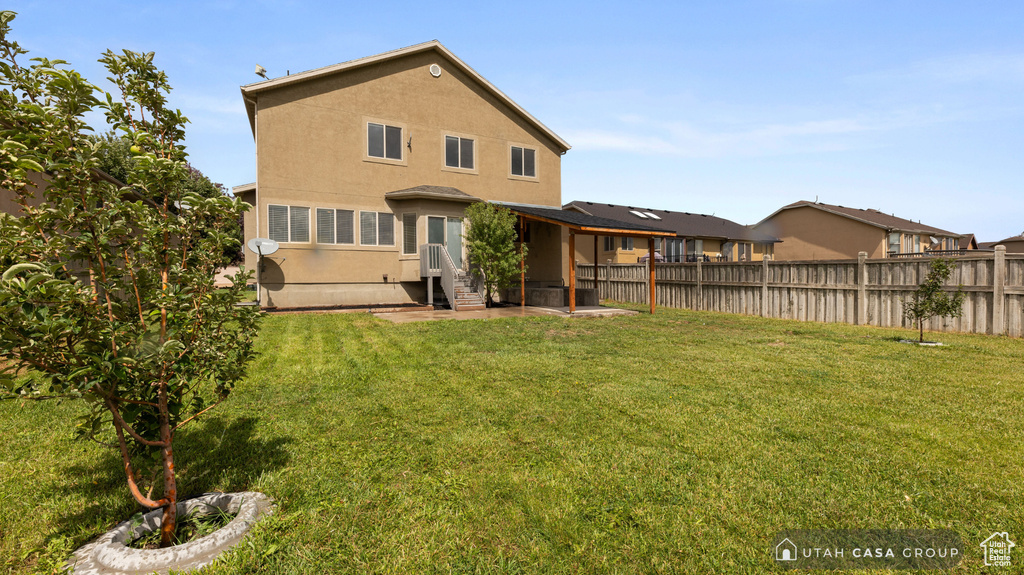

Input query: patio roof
[495,203,668,315]
[495,203,674,237]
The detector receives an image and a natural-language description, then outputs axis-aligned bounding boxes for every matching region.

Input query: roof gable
[758,200,960,237]
[240,41,570,153]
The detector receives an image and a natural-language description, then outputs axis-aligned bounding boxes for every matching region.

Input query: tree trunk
[919,318,924,343]
[158,383,178,548]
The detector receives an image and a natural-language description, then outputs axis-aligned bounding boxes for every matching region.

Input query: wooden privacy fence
[576,246,1024,337]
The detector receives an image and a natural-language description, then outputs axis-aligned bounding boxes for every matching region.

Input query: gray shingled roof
[564,201,778,243]
[496,203,674,235]
[769,200,960,237]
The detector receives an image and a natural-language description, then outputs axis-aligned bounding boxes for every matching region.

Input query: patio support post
[520,215,525,308]
[649,238,656,314]
[594,235,599,294]
[569,231,576,313]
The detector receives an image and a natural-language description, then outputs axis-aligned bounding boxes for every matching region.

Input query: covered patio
[497,203,673,314]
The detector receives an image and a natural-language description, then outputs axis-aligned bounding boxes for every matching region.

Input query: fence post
[696,258,703,311]
[605,260,611,300]
[857,251,868,325]
[992,245,1005,335]
[761,255,770,317]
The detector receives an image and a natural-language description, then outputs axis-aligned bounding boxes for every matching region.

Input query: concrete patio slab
[372,305,639,323]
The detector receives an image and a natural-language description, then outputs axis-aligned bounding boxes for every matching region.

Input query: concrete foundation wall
[260,281,425,308]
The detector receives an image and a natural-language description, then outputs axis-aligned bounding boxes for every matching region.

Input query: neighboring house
[752,200,961,260]
[562,201,779,263]
[235,41,573,308]
[959,233,979,251]
[980,235,1024,253]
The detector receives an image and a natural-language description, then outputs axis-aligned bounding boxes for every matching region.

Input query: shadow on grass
[45,416,291,546]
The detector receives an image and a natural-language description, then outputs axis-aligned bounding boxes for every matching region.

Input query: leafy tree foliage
[903,258,966,343]
[92,132,243,263]
[0,11,259,547]
[463,202,526,306]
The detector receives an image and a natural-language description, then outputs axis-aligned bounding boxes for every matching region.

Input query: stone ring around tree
[67,491,274,575]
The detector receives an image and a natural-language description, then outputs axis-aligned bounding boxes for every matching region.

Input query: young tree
[463,202,527,307]
[902,258,966,343]
[0,11,259,547]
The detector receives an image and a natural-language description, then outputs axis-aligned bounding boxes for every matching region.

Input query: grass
[0,306,1022,573]
[126,506,237,550]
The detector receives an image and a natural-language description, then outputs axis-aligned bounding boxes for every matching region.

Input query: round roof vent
[429,64,442,78]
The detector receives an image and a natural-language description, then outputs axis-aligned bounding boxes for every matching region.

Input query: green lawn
[1,307,1022,574]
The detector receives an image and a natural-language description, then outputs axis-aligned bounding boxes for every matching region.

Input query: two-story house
[752,200,962,260]
[562,201,779,263]
[235,41,572,308]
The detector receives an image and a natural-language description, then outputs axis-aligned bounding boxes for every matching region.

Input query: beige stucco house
[980,235,1024,253]
[752,200,962,261]
[563,201,778,263]
[235,41,573,308]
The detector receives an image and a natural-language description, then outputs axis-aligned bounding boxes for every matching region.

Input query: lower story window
[360,211,395,246]
[316,208,355,245]
[268,204,310,243]
[402,213,417,254]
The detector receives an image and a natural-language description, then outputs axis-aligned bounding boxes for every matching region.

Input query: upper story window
[445,136,475,170]
[268,204,310,244]
[620,237,634,250]
[510,146,536,178]
[368,122,403,160]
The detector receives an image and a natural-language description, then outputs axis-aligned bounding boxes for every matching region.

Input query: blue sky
[10,1,1024,241]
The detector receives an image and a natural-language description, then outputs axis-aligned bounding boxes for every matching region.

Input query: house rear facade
[236,41,570,308]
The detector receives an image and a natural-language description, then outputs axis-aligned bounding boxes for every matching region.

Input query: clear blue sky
[10,1,1024,241]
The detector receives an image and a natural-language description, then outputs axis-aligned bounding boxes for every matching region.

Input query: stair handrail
[437,245,460,310]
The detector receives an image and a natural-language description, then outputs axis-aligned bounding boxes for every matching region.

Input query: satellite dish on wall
[247,237,279,256]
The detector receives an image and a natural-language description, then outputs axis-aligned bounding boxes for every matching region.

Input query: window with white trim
[510,146,536,177]
[445,136,475,169]
[315,208,355,245]
[604,236,615,251]
[268,204,310,243]
[402,213,417,254]
[620,237,634,250]
[360,211,395,246]
[368,122,403,160]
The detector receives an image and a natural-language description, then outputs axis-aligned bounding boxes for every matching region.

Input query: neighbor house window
[268,204,309,243]
[315,208,355,245]
[445,136,475,169]
[402,213,417,254]
[360,211,395,246]
[664,238,684,262]
[510,146,536,177]
[620,237,634,250]
[888,232,900,254]
[368,122,403,160]
[604,236,616,251]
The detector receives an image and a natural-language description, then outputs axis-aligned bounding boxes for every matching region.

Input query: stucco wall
[754,206,886,260]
